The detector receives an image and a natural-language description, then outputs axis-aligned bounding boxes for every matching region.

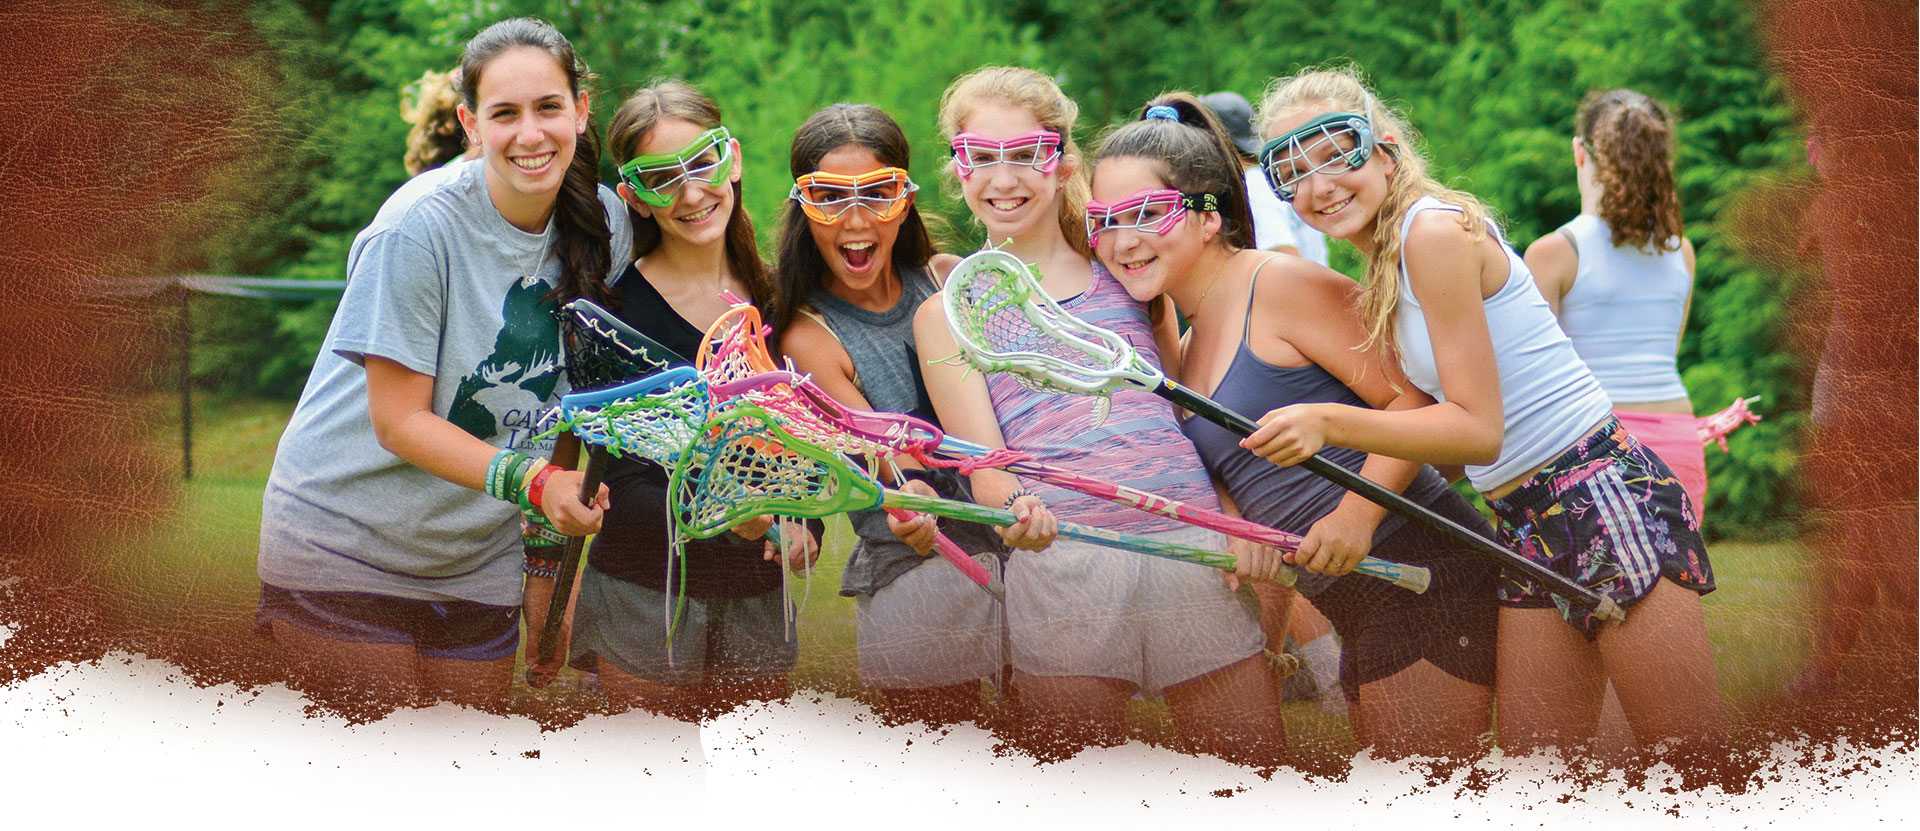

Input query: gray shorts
[1006,526,1266,697]
[571,565,797,685]
[855,551,1006,689]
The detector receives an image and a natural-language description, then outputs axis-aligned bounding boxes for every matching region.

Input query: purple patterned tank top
[985,260,1220,534]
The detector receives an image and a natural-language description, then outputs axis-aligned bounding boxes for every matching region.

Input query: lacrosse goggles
[790,167,920,224]
[1084,188,1220,248]
[949,129,1063,178]
[1257,112,1378,202]
[617,126,736,208]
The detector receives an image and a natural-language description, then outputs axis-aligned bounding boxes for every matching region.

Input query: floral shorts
[1488,417,1715,639]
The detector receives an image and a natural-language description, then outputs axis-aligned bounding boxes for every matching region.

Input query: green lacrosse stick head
[617,126,736,208]
[669,400,884,539]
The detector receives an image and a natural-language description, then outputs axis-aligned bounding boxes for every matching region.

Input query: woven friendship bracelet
[523,551,562,578]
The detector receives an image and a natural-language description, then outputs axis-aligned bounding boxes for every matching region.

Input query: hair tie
[1144,105,1180,122]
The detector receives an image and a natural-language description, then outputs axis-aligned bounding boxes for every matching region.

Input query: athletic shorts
[1614,408,1708,515]
[1489,417,1716,639]
[253,582,520,662]
[855,550,1006,689]
[1006,525,1266,697]
[570,564,796,685]
[1305,491,1499,702]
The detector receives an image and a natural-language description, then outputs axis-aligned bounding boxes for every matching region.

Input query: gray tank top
[804,265,1007,597]
[1180,265,1453,597]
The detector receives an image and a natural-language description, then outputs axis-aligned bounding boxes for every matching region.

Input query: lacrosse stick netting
[941,248,1625,623]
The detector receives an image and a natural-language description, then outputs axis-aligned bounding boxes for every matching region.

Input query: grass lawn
[99,394,1824,766]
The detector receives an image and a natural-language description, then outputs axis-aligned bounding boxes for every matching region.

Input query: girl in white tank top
[1526,89,1708,514]
[1240,68,1726,762]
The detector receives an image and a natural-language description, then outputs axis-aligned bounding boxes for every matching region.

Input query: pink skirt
[1614,408,1708,515]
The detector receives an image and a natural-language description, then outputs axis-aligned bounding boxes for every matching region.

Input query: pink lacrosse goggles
[1084,188,1219,248]
[950,129,1063,178]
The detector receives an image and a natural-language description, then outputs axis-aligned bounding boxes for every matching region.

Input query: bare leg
[1250,581,1297,702]
[269,622,426,714]
[1495,607,1607,757]
[597,660,707,722]
[1350,659,1491,760]
[1011,671,1133,757]
[420,654,515,711]
[1164,655,1288,770]
[1595,580,1727,753]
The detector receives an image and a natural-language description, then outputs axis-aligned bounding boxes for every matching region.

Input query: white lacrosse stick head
[940,248,1166,424]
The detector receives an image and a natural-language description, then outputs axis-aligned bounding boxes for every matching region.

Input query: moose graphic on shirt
[447,278,564,449]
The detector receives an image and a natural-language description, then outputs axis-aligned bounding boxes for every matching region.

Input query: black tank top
[1179,263,1452,596]
[587,262,782,598]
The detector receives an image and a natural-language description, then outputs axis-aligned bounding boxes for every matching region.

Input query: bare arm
[1523,227,1578,319]
[1677,236,1696,353]
[364,356,603,535]
[913,294,1057,549]
[782,311,938,554]
[1242,213,1506,468]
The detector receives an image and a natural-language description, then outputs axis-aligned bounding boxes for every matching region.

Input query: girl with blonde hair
[1242,67,1724,758]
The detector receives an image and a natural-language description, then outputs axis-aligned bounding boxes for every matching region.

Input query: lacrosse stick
[695,297,1004,598]
[526,299,711,687]
[547,365,1003,601]
[710,369,1429,593]
[698,295,1420,590]
[942,248,1626,623]
[673,400,1285,575]
[1696,395,1762,451]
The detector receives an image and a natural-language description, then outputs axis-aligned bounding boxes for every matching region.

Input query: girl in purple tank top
[1088,92,1497,761]
[914,67,1284,770]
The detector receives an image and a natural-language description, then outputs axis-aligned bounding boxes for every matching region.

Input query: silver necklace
[518,227,553,289]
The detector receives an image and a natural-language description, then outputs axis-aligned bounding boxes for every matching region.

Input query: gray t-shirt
[258,158,633,605]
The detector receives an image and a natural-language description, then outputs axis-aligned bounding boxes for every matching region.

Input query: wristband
[485,449,515,500]
[1003,487,1035,511]
[523,551,562,579]
[504,453,537,498]
[525,460,559,512]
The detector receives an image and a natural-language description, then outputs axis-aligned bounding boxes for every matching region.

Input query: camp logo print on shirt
[447,278,564,452]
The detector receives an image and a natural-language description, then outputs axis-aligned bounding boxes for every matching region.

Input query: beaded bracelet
[1003,487,1035,511]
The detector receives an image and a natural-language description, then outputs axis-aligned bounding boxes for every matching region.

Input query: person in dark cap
[1200,91,1328,266]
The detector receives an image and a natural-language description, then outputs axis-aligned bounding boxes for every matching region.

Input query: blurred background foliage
[158,0,1812,538]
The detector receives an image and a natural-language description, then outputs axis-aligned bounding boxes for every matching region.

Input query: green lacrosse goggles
[617,126,736,208]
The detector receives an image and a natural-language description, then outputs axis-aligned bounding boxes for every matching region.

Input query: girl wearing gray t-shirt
[256,18,631,713]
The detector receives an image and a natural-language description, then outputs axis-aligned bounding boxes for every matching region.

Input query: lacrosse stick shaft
[533,443,611,674]
[1150,378,1620,621]
[883,490,1421,591]
[930,435,1425,592]
[882,506,1005,602]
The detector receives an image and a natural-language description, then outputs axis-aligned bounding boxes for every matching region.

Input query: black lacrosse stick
[527,298,689,687]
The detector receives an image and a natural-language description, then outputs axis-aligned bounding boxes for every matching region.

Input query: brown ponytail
[1577,89,1684,253]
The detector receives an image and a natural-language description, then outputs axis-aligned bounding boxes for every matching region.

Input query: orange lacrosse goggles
[790,167,920,224]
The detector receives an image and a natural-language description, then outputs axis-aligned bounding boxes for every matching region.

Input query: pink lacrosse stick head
[950,129,1063,179]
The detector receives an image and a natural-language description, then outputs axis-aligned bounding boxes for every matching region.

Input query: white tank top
[1392,197,1613,491]
[1555,213,1692,402]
